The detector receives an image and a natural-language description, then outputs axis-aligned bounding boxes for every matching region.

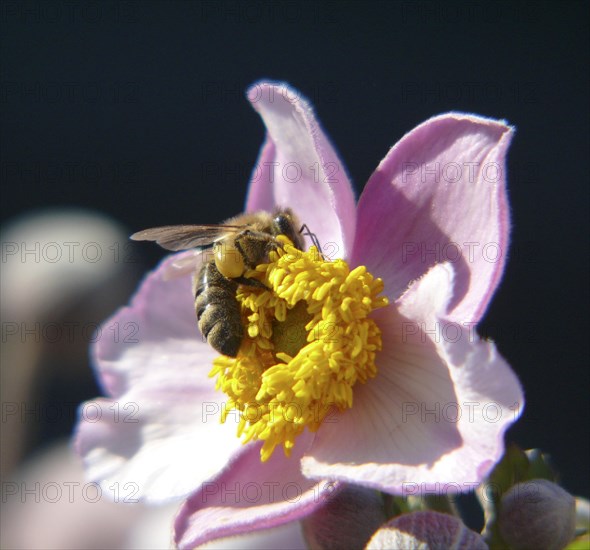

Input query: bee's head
[272,208,304,250]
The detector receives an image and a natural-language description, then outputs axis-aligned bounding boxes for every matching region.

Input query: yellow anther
[210,241,388,461]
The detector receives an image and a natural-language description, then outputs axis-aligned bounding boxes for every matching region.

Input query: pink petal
[92,251,203,398]
[75,253,244,502]
[174,431,337,549]
[245,138,277,214]
[352,113,513,323]
[246,81,356,258]
[302,264,523,493]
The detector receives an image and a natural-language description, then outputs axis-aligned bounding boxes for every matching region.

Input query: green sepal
[525,448,558,482]
[381,492,458,521]
[565,534,590,549]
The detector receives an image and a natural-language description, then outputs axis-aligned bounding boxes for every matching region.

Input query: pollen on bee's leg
[209,239,388,461]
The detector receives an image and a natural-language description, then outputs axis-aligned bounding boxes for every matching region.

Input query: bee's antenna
[299,224,325,259]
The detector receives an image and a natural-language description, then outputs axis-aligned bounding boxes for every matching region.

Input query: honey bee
[131,208,319,357]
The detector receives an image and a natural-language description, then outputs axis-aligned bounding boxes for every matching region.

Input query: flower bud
[499,479,575,550]
[366,511,487,549]
[301,485,387,550]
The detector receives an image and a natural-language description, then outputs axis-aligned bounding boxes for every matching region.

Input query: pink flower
[75,81,523,548]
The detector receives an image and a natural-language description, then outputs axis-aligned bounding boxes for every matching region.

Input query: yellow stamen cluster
[209,237,388,461]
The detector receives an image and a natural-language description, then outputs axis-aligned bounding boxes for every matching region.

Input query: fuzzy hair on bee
[131,208,311,357]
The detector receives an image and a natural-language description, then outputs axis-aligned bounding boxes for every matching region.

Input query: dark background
[2,0,588,508]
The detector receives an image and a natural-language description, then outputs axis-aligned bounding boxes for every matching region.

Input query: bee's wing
[130,224,244,251]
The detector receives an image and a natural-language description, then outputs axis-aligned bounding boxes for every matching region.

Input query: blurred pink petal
[1,442,177,550]
[199,522,306,550]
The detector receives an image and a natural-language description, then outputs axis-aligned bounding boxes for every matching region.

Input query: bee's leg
[299,224,325,258]
[233,230,278,266]
[233,276,269,289]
